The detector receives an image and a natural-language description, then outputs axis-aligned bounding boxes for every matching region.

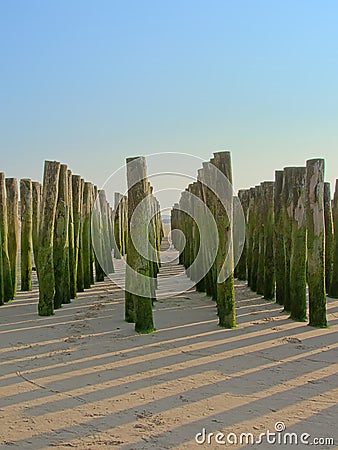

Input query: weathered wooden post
[250,186,260,293]
[282,167,293,312]
[32,181,42,273]
[67,170,77,299]
[53,164,70,308]
[0,227,3,305]
[236,189,249,281]
[329,180,338,298]
[274,170,285,305]
[262,181,275,300]
[20,178,33,292]
[6,178,19,298]
[82,182,93,289]
[305,158,327,327]
[289,167,307,321]
[71,175,82,296]
[246,187,256,289]
[92,185,105,282]
[324,182,333,293]
[0,173,13,302]
[38,161,60,316]
[76,178,85,292]
[212,151,236,328]
[125,156,155,333]
[256,184,265,295]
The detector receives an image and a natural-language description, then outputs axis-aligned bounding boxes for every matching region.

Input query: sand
[0,258,338,449]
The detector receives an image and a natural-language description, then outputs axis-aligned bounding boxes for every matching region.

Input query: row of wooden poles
[0,161,113,313]
[0,157,164,334]
[235,158,337,328]
[171,154,336,329]
[171,151,237,329]
[123,156,163,333]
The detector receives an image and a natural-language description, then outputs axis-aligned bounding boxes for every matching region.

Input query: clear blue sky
[1,0,338,194]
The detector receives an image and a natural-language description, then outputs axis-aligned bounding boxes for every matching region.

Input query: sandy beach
[0,254,337,450]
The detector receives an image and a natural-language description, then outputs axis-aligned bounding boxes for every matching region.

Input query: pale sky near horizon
[1,0,338,199]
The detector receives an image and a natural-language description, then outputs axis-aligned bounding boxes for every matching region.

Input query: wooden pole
[82,182,93,289]
[262,181,275,300]
[76,178,85,292]
[38,161,60,316]
[329,180,338,298]
[5,178,19,298]
[0,173,13,301]
[212,151,236,328]
[32,181,42,275]
[53,164,70,308]
[236,189,249,281]
[274,170,285,305]
[125,156,155,333]
[305,158,327,327]
[289,167,307,321]
[20,178,33,292]
[282,167,293,312]
[324,182,333,293]
[67,170,77,299]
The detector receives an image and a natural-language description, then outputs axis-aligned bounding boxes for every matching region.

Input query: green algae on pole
[289,167,307,322]
[38,161,60,316]
[0,173,13,302]
[256,184,265,296]
[125,156,155,333]
[324,182,333,294]
[212,151,236,329]
[5,178,19,298]
[82,182,93,289]
[0,226,3,305]
[32,181,42,274]
[329,180,338,298]
[67,170,77,299]
[53,164,70,309]
[282,167,293,312]
[20,179,33,292]
[76,178,85,292]
[262,182,275,301]
[305,158,327,327]
[92,185,105,282]
[274,171,285,306]
[236,189,249,281]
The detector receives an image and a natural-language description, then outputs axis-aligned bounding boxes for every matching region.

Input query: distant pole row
[171,151,236,329]
[238,158,338,327]
[0,161,113,315]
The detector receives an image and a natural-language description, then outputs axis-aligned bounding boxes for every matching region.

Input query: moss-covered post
[236,189,249,281]
[212,151,236,328]
[38,161,60,316]
[32,181,42,274]
[262,181,275,300]
[71,175,81,295]
[67,170,77,299]
[6,178,19,298]
[289,167,307,321]
[114,192,123,259]
[53,164,70,308]
[125,156,155,333]
[329,180,338,298]
[82,182,93,289]
[0,226,3,305]
[305,158,327,327]
[282,167,293,312]
[250,186,260,292]
[324,182,333,293]
[92,185,105,282]
[76,178,85,292]
[246,187,256,289]
[20,179,33,292]
[0,173,13,302]
[274,170,285,305]
[256,184,265,295]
